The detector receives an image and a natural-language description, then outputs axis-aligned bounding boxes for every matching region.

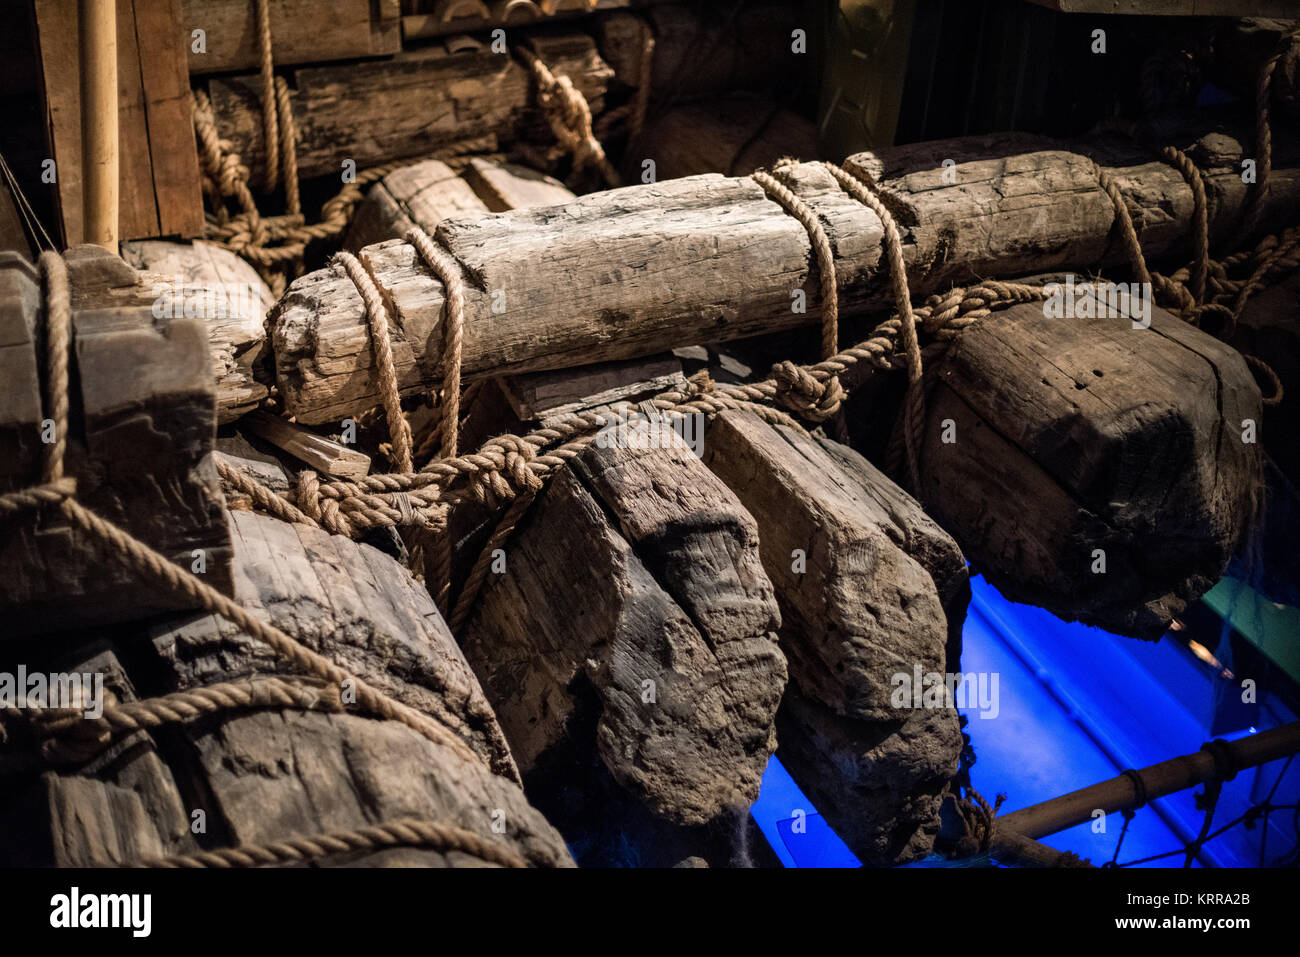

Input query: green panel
[1203,577,1300,686]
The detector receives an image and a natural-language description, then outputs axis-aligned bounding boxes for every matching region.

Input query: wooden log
[34,0,204,244]
[460,427,787,829]
[500,353,685,425]
[209,32,614,181]
[916,294,1262,639]
[701,410,965,863]
[462,157,576,212]
[637,96,820,179]
[267,124,1300,423]
[119,239,274,423]
[345,159,491,252]
[0,507,572,867]
[183,0,402,75]
[0,245,233,636]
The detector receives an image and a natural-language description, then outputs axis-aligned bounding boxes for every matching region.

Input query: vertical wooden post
[79,0,118,250]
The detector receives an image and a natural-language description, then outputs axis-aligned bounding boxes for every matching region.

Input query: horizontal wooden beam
[266,121,1300,424]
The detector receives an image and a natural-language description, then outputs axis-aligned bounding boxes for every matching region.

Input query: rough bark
[0,246,233,636]
[460,427,787,829]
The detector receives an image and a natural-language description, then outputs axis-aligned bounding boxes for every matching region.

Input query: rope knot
[771,361,844,422]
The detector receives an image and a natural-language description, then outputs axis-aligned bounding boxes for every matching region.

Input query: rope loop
[771,361,843,422]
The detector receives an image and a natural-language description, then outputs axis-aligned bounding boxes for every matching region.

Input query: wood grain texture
[916,295,1262,639]
[209,32,613,181]
[0,246,233,636]
[120,239,273,423]
[461,428,786,828]
[345,159,490,252]
[183,0,401,75]
[268,124,1300,423]
[702,410,964,864]
[0,509,571,868]
[272,162,881,422]
[34,0,203,244]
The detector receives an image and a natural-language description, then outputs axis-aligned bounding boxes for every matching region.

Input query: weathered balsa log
[345,157,574,252]
[702,410,965,864]
[0,246,232,635]
[460,426,787,832]
[209,33,613,180]
[120,239,273,423]
[914,294,1262,639]
[268,127,1300,424]
[0,504,571,867]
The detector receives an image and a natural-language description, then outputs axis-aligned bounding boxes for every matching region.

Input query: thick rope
[404,227,466,461]
[517,46,620,187]
[121,817,526,869]
[335,251,415,474]
[31,675,342,764]
[9,254,501,787]
[1159,145,1208,303]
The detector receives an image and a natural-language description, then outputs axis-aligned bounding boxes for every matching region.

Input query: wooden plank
[209,32,613,180]
[243,409,371,479]
[184,0,402,75]
[34,0,202,244]
[133,0,204,238]
[462,157,575,212]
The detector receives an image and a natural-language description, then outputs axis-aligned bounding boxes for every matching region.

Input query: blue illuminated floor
[751,575,1300,868]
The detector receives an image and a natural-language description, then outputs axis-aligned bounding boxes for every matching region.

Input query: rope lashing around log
[116,817,527,870]
[949,788,1094,868]
[1088,156,1287,405]
[516,45,621,188]
[0,252,519,793]
[189,0,491,294]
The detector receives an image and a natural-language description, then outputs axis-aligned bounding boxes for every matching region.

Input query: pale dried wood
[345,159,491,253]
[120,239,273,423]
[243,410,371,479]
[462,157,576,212]
[267,125,1300,423]
[460,428,787,828]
